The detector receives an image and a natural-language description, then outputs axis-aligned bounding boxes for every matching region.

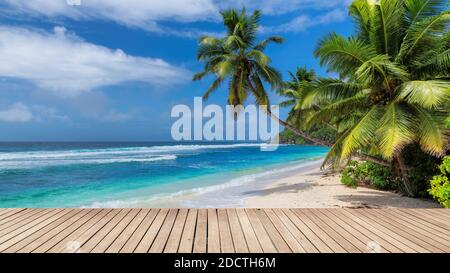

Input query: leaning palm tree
[193,8,331,146]
[302,0,450,195]
[278,67,318,129]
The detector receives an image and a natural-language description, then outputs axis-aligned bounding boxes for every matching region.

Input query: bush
[340,160,398,190]
[341,172,358,188]
[428,156,450,208]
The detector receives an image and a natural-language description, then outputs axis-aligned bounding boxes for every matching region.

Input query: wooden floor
[0,208,448,253]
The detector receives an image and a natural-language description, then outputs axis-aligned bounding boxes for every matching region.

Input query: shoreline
[244,164,440,209]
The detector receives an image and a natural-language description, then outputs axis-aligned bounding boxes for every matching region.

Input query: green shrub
[341,172,358,188]
[340,160,398,190]
[428,156,450,208]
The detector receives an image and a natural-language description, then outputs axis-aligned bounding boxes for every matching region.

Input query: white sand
[245,165,440,208]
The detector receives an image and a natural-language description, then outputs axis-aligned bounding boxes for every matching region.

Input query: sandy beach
[245,163,440,208]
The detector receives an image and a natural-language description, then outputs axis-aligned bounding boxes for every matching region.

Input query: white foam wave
[0,155,177,169]
[0,143,273,161]
[86,159,322,208]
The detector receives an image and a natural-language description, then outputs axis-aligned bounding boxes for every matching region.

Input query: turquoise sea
[0,142,329,208]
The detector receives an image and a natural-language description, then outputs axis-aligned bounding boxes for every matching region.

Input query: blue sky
[0,0,353,141]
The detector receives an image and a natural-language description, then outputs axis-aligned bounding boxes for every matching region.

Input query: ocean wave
[0,143,276,161]
[0,155,177,170]
[85,159,322,208]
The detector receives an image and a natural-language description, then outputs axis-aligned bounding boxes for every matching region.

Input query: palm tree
[278,67,318,129]
[302,0,450,195]
[193,8,331,146]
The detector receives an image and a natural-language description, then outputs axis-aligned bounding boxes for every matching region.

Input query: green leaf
[397,80,450,108]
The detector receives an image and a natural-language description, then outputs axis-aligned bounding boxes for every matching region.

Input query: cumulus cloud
[0,26,190,97]
[0,103,33,122]
[218,0,351,15]
[1,0,351,36]
[2,0,218,31]
[263,9,347,33]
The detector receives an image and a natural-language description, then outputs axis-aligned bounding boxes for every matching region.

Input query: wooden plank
[164,209,188,253]
[235,209,262,253]
[255,209,291,253]
[264,209,305,253]
[0,208,447,254]
[106,209,150,253]
[207,209,221,253]
[0,209,44,233]
[193,209,207,253]
[178,209,197,253]
[327,209,402,253]
[307,209,366,253]
[0,209,71,252]
[293,209,346,253]
[226,209,248,253]
[350,210,431,253]
[27,209,97,253]
[91,209,141,253]
[245,209,276,253]
[341,209,417,253]
[361,209,445,253]
[40,209,104,253]
[272,208,318,253]
[282,209,332,253]
[415,209,450,223]
[0,209,27,222]
[370,209,450,250]
[390,209,450,236]
[318,209,387,253]
[0,209,36,226]
[149,209,179,253]
[0,209,60,244]
[400,209,450,230]
[134,209,168,253]
[2,209,79,253]
[75,209,129,253]
[49,209,114,253]
[217,209,234,253]
[120,209,159,253]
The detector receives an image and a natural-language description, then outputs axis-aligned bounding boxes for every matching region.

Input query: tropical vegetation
[194,0,450,201]
[429,155,450,207]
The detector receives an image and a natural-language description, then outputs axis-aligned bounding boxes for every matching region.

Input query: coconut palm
[193,8,331,146]
[278,67,318,129]
[302,0,450,195]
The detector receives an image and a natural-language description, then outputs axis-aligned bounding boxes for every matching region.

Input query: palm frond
[370,0,404,56]
[315,33,376,77]
[253,36,284,51]
[340,106,382,159]
[376,103,416,159]
[396,80,450,108]
[411,105,448,156]
[398,11,450,63]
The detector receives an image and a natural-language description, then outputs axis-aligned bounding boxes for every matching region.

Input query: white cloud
[218,0,351,15]
[31,105,70,122]
[0,103,33,122]
[263,9,347,33]
[3,0,218,31]
[0,26,190,97]
[99,110,133,122]
[1,0,351,36]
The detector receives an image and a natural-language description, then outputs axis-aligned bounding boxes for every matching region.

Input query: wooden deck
[0,208,448,253]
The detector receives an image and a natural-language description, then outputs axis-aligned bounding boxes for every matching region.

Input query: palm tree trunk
[394,153,414,197]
